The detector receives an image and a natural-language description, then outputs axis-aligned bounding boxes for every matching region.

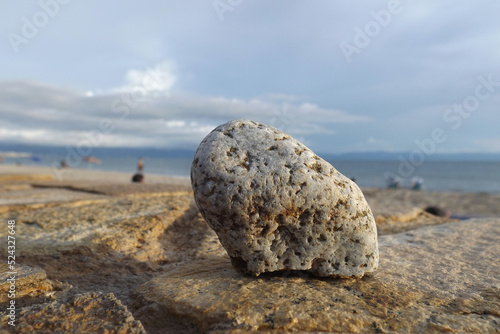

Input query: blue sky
[1,1,500,154]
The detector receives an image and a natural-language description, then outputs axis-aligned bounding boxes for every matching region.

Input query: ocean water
[3,153,500,194]
[331,160,500,194]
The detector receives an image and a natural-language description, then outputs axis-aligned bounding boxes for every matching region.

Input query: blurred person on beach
[411,177,423,190]
[138,157,144,172]
[132,173,144,183]
[132,157,145,183]
[386,175,401,189]
[82,156,102,165]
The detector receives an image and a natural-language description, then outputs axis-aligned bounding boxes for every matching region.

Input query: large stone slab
[0,191,197,308]
[191,119,378,277]
[0,292,146,333]
[135,218,500,333]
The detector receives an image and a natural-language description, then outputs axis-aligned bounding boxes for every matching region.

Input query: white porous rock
[191,119,379,277]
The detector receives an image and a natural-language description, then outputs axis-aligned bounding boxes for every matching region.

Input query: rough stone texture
[0,265,54,304]
[134,218,500,333]
[1,292,146,334]
[0,191,199,303]
[191,119,379,277]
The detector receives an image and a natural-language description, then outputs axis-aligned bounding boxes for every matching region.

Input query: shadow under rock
[157,200,223,266]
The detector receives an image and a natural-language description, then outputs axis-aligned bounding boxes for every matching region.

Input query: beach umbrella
[30,155,41,163]
[82,156,102,165]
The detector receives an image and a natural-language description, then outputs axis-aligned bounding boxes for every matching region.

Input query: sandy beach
[1,164,498,218]
[0,165,190,185]
[0,164,499,333]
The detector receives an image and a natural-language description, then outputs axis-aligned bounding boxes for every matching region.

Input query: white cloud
[0,80,371,151]
[474,138,500,153]
[94,61,177,97]
[165,120,186,128]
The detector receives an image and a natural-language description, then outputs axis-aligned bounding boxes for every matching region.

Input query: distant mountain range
[321,151,500,162]
[1,143,500,162]
[0,143,195,159]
